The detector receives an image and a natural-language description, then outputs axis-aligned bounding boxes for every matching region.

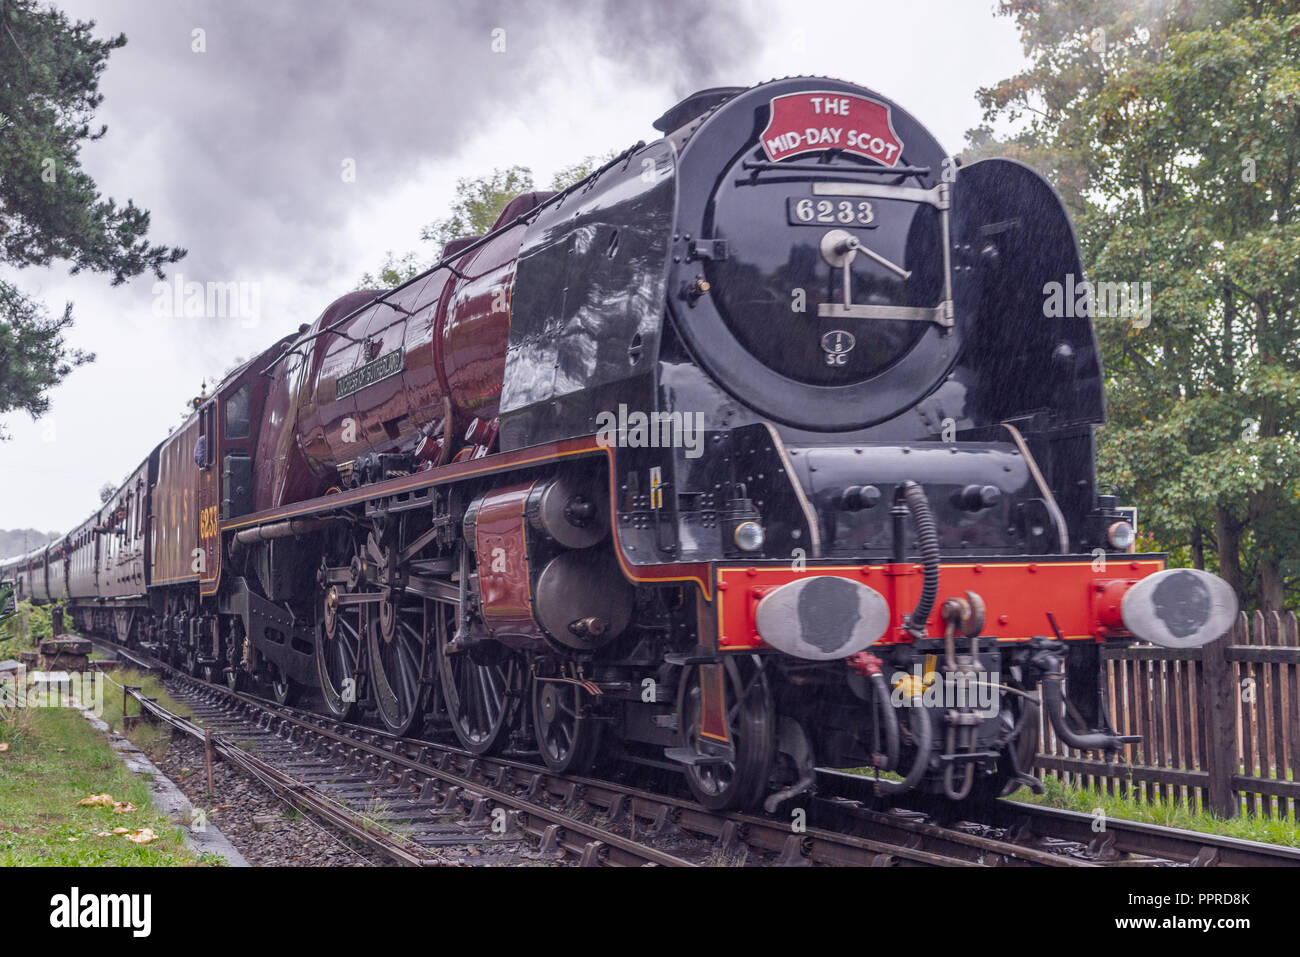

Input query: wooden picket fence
[1034,610,1300,819]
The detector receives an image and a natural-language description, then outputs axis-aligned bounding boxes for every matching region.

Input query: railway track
[125,681,692,866]
[105,645,1077,866]
[989,800,1300,868]
[152,675,1029,867]
[91,638,1300,867]
[816,768,1300,868]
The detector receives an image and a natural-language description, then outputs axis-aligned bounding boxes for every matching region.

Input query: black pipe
[869,671,899,772]
[1040,665,1123,751]
[874,703,934,796]
[1005,699,1046,795]
[890,499,907,563]
[231,516,336,548]
[943,722,975,800]
[898,481,939,638]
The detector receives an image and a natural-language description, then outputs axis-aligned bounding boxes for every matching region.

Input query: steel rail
[124,687,440,865]
[175,677,1083,867]
[991,799,1300,868]
[95,637,1296,868]
[128,681,695,868]
[228,692,695,867]
[816,766,1300,867]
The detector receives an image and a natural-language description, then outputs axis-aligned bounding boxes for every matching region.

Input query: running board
[664,646,721,666]
[664,746,733,767]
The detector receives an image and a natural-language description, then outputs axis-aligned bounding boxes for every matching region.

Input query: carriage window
[225,385,250,439]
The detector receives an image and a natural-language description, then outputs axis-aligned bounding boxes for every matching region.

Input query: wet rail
[92,636,1297,867]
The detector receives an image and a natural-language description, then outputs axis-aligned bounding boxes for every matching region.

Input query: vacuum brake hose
[869,671,899,772]
[899,481,939,638]
[873,702,934,797]
[1040,664,1123,752]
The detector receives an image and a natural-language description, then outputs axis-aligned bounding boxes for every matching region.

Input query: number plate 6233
[788,196,876,228]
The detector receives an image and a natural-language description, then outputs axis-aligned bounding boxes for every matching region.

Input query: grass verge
[0,703,197,865]
[97,667,197,761]
[1009,774,1300,847]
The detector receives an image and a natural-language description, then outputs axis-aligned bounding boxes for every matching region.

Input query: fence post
[1201,621,1239,819]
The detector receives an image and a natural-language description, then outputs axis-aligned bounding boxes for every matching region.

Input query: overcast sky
[0,0,1027,535]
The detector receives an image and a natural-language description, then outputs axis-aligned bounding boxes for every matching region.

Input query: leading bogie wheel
[532,670,603,775]
[676,656,775,811]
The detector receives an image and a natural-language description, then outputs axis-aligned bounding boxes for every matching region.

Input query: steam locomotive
[2,77,1238,812]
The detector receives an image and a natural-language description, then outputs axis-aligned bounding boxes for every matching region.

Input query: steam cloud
[56,0,763,284]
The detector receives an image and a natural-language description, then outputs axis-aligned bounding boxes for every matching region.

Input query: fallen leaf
[77,793,114,807]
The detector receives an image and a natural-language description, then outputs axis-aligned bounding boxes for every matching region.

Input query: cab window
[225,385,250,440]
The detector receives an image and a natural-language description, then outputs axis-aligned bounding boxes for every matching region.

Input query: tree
[97,482,115,504]
[356,249,426,290]
[546,151,617,192]
[973,0,1300,612]
[357,154,616,289]
[419,165,535,253]
[0,280,88,434]
[357,166,533,288]
[0,0,185,434]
